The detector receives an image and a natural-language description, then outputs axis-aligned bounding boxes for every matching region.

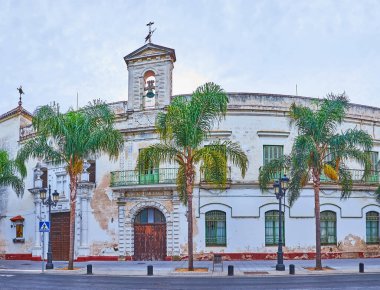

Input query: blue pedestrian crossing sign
[39,221,50,232]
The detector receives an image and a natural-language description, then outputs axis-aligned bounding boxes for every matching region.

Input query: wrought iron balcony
[110,168,177,187]
[320,169,379,184]
[260,167,379,185]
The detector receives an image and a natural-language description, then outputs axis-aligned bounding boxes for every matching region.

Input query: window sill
[206,245,227,247]
[13,238,25,243]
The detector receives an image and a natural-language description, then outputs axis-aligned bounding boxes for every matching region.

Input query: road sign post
[39,221,50,273]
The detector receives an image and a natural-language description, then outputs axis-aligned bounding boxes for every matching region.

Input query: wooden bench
[212,254,223,271]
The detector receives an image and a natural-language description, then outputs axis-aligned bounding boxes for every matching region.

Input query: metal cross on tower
[17,85,24,107]
[145,21,156,43]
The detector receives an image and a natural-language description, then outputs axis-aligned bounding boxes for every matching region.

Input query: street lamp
[40,185,59,270]
[273,174,289,271]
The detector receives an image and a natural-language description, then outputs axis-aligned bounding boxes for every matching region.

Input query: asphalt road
[0,272,379,290]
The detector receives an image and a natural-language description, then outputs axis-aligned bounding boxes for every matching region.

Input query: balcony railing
[260,168,379,185]
[320,169,379,184]
[110,168,177,187]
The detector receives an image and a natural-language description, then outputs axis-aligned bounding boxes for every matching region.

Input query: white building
[0,41,379,261]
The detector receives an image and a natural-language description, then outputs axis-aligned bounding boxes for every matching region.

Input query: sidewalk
[0,258,379,277]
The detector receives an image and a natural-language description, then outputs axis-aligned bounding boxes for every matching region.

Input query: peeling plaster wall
[86,154,120,256]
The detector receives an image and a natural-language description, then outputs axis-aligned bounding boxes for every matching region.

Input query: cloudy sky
[0,0,379,113]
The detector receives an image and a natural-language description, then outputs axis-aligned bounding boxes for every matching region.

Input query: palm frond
[17,136,64,165]
[338,165,354,199]
[0,150,25,196]
[136,144,183,171]
[194,140,248,178]
[176,163,188,204]
[259,155,290,191]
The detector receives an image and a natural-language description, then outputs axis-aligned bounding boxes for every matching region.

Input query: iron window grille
[265,210,285,246]
[366,211,379,244]
[320,211,337,245]
[205,210,226,246]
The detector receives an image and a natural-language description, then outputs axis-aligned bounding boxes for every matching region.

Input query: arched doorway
[134,207,166,260]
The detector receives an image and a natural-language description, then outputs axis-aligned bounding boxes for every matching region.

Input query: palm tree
[0,149,26,195]
[259,94,373,270]
[137,82,248,271]
[17,101,123,270]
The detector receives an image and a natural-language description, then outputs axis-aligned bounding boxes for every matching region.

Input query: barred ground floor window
[321,211,337,245]
[265,210,285,246]
[205,210,226,246]
[366,211,379,244]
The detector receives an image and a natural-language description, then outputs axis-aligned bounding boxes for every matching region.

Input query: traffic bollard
[147,265,153,276]
[228,265,234,276]
[87,264,93,275]
[289,264,295,275]
[359,263,364,273]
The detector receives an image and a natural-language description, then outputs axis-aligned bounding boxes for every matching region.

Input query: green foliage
[259,93,373,206]
[0,150,25,196]
[137,82,248,204]
[17,101,124,193]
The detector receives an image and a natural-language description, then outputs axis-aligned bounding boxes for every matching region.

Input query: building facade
[0,41,380,261]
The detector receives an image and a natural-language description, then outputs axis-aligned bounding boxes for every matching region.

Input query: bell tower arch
[124,43,176,111]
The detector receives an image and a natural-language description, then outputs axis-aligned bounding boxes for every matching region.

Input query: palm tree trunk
[67,175,77,270]
[187,192,194,271]
[313,170,322,270]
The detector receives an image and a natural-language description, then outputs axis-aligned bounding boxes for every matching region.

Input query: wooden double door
[50,212,70,261]
[134,224,166,260]
[133,207,167,261]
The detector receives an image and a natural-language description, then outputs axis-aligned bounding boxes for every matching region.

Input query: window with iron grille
[369,151,379,171]
[320,211,337,245]
[263,145,283,165]
[205,210,226,246]
[366,211,379,244]
[265,210,285,246]
[364,151,379,183]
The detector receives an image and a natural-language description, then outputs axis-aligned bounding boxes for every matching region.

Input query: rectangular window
[366,212,379,244]
[56,174,67,199]
[366,151,379,183]
[263,145,283,165]
[138,149,159,185]
[89,161,96,183]
[265,210,285,246]
[263,145,284,179]
[370,151,379,171]
[41,168,48,189]
[205,211,226,246]
[320,211,337,245]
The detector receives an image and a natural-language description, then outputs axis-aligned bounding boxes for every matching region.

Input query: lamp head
[52,190,59,203]
[273,180,280,195]
[281,174,290,190]
[39,188,47,200]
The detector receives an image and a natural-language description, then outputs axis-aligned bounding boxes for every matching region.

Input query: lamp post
[40,185,59,270]
[273,174,289,271]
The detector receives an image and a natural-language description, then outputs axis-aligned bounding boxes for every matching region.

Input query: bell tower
[124,43,176,111]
